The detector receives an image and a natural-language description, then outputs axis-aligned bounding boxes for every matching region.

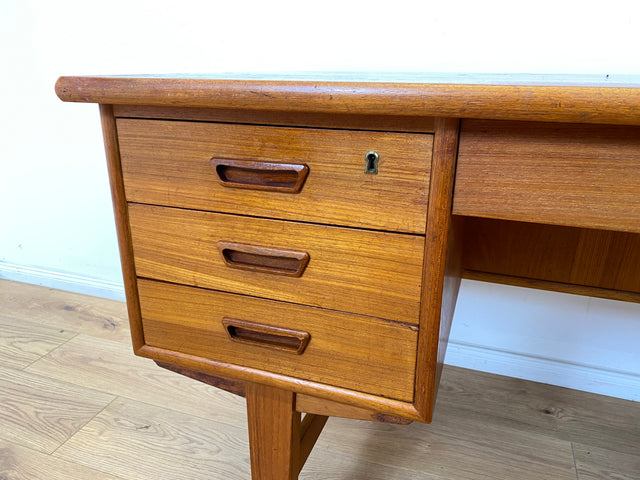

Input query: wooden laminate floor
[0,279,638,479]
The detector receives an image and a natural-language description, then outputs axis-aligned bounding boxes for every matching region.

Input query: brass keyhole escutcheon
[364,151,379,174]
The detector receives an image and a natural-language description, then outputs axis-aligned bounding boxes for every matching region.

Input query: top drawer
[117,119,433,233]
[453,120,640,233]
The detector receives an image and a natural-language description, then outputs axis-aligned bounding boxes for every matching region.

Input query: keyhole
[365,151,379,174]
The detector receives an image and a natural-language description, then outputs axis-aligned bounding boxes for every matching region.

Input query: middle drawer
[128,203,425,324]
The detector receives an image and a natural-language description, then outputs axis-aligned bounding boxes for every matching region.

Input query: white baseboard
[0,261,125,301]
[445,341,640,402]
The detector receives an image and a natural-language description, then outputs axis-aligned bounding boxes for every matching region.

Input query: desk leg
[246,383,301,480]
[246,383,329,479]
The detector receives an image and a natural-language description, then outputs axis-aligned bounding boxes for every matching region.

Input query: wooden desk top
[56,73,640,126]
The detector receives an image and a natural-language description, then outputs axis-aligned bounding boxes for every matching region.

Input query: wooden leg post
[246,383,328,480]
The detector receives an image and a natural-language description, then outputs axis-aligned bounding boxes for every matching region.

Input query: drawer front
[117,118,433,234]
[138,279,418,402]
[453,120,640,233]
[128,204,425,324]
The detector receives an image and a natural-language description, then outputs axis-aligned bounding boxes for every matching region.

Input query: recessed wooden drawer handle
[217,241,310,277]
[210,158,309,193]
[222,318,311,354]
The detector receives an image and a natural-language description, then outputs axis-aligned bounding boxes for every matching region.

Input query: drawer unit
[117,118,433,233]
[128,203,425,324]
[116,113,436,409]
[56,83,461,425]
[100,111,459,423]
[138,279,418,402]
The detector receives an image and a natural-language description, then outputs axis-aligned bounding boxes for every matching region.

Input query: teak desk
[56,74,640,479]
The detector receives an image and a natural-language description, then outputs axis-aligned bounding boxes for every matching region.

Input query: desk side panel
[415,118,463,422]
[99,104,144,350]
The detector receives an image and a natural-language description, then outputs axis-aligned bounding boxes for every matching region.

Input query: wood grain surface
[296,394,412,425]
[128,204,425,324]
[3,280,638,480]
[0,316,75,370]
[0,279,129,342]
[117,118,433,233]
[316,414,577,480]
[54,397,251,480]
[462,217,640,296]
[414,118,462,422]
[573,443,640,480]
[0,440,123,480]
[113,105,438,133]
[246,383,299,480]
[436,366,640,457]
[0,365,114,454]
[99,105,144,350]
[56,76,640,126]
[454,120,640,232]
[137,279,417,402]
[25,333,247,428]
[146,365,413,424]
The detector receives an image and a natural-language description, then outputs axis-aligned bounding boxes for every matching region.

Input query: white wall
[1,0,639,400]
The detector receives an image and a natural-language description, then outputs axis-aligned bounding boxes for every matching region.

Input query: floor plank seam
[10,353,121,403]
[50,395,121,458]
[19,331,82,372]
[570,442,580,480]
[18,329,250,430]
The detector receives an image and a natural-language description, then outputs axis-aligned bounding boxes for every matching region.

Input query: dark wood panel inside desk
[462,217,640,302]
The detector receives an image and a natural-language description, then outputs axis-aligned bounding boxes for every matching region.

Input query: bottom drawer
[138,279,418,402]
